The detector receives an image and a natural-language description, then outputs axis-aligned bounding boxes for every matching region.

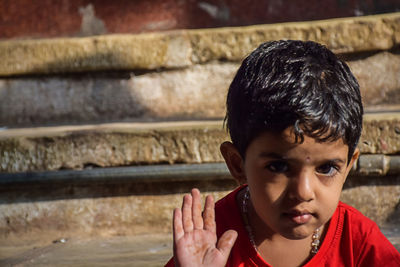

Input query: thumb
[216,230,238,258]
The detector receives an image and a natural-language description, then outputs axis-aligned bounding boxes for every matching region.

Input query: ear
[220,141,247,184]
[344,148,360,179]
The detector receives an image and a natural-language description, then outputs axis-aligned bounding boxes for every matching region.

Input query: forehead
[246,128,349,161]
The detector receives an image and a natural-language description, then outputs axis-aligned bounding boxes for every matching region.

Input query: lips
[284,210,314,224]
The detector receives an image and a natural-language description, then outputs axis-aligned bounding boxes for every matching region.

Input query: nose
[289,170,315,202]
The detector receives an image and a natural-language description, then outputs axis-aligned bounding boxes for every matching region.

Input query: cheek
[250,179,288,207]
[246,170,289,202]
[317,185,342,215]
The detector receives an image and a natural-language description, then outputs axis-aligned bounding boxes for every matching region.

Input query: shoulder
[337,202,376,228]
[214,186,244,233]
[214,186,266,266]
[215,185,244,216]
[337,201,381,243]
[337,202,400,265]
[337,201,370,218]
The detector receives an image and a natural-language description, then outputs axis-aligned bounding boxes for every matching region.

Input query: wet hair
[225,40,363,163]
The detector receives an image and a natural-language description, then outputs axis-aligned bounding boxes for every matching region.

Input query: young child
[165,40,400,266]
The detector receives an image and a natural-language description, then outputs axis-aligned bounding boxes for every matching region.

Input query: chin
[280,225,314,240]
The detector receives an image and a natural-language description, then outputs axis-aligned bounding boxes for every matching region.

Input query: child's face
[242,127,358,240]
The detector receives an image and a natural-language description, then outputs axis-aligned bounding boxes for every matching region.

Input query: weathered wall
[2,0,400,39]
[1,176,398,241]
[0,179,236,241]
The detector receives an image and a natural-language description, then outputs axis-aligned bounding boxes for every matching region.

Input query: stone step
[0,120,226,173]
[1,114,400,173]
[2,13,400,76]
[1,52,400,127]
[1,13,400,127]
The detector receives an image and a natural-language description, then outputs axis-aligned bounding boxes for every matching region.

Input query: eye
[266,161,289,173]
[316,163,340,177]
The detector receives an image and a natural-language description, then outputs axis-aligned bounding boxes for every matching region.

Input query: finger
[173,208,184,242]
[191,188,203,230]
[203,195,216,234]
[216,230,238,258]
[182,194,193,232]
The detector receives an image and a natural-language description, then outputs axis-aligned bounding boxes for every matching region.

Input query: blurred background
[1,1,400,266]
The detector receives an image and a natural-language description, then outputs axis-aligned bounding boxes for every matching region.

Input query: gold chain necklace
[241,187,321,255]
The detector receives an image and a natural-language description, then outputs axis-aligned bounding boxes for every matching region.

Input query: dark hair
[225,40,363,163]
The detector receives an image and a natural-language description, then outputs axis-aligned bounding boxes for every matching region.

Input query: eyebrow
[327,158,346,164]
[258,152,347,164]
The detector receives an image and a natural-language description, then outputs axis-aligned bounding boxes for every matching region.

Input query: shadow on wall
[1,172,398,203]
[0,48,233,127]
[0,61,148,127]
[0,178,238,204]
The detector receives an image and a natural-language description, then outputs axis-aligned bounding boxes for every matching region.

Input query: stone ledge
[1,114,400,173]
[0,121,226,173]
[1,12,400,76]
[1,51,400,127]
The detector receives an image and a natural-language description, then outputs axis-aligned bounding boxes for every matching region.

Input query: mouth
[283,210,314,224]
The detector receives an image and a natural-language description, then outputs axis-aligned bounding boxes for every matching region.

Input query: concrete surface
[1,13,400,76]
[0,233,173,267]
[0,228,398,267]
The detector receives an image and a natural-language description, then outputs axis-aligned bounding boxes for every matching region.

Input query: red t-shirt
[166,186,400,266]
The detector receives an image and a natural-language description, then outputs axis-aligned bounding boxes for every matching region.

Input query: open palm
[173,189,238,267]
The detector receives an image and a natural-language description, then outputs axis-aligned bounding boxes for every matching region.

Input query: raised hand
[173,188,238,267]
